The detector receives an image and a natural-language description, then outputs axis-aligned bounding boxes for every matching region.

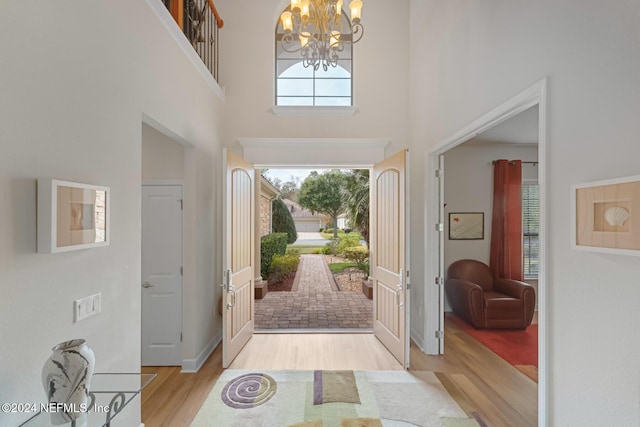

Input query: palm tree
[343,169,370,246]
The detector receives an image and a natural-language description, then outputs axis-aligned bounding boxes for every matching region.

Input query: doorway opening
[140,122,186,368]
[426,79,547,425]
[256,167,373,332]
[223,144,410,368]
[441,107,539,377]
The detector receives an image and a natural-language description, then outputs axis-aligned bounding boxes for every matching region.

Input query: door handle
[396,268,404,308]
[227,287,237,309]
[142,282,154,288]
[395,288,404,308]
[222,269,232,291]
[224,269,236,309]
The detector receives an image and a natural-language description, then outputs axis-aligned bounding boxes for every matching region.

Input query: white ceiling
[471,105,539,145]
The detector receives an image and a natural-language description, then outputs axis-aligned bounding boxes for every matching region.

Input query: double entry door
[222,149,410,368]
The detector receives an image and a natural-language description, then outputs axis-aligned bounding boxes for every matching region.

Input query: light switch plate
[74,293,101,322]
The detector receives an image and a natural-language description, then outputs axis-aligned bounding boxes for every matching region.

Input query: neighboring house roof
[260,176,280,198]
[282,199,322,219]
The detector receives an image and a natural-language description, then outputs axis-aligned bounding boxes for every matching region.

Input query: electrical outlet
[74,293,101,322]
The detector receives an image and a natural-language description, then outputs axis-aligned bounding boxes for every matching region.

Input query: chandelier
[279,0,364,71]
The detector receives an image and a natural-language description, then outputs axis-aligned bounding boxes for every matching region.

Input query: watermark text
[1,402,110,414]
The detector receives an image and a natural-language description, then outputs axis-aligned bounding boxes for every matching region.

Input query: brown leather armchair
[445,259,535,329]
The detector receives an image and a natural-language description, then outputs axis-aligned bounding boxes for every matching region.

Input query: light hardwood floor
[142,316,537,427]
[229,333,404,371]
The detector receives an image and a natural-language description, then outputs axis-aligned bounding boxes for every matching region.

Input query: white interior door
[223,150,255,368]
[371,149,410,368]
[141,184,183,366]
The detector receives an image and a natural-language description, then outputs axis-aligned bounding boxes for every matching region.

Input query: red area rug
[448,314,538,368]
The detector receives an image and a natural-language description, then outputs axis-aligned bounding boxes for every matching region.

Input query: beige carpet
[191,370,481,427]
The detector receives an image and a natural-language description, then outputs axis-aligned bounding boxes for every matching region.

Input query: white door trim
[239,143,409,369]
[425,78,548,426]
[142,179,184,186]
[237,138,390,168]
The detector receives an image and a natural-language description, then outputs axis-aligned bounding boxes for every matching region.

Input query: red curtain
[490,160,523,280]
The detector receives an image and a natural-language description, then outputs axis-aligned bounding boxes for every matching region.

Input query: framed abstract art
[38,179,110,253]
[448,212,484,240]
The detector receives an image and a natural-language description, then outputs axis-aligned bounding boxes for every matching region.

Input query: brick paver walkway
[255,254,373,330]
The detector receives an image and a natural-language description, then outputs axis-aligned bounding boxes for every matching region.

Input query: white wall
[410,1,640,425]
[215,0,410,155]
[443,142,538,268]
[0,1,224,425]
[142,123,185,180]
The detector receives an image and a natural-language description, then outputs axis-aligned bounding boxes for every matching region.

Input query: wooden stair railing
[164,0,223,82]
[207,0,224,29]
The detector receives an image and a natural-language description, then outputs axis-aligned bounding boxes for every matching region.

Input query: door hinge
[435,223,444,232]
[179,199,183,210]
[435,330,444,339]
[435,276,444,286]
[180,266,183,276]
[435,169,443,178]
[180,333,183,342]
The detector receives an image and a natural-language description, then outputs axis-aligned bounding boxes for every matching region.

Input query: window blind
[522,183,539,277]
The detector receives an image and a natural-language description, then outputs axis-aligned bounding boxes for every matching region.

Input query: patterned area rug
[191,370,480,427]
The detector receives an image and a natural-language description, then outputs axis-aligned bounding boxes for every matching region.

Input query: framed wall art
[449,212,484,240]
[38,179,110,253]
[571,175,640,256]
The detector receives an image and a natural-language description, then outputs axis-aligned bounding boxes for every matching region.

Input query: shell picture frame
[572,175,640,256]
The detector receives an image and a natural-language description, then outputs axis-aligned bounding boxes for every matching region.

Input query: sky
[263,168,329,185]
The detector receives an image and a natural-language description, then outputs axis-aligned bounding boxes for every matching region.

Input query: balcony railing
[164,0,224,82]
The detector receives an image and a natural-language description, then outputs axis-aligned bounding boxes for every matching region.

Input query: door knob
[142,282,154,288]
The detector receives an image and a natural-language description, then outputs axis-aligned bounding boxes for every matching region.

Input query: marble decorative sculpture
[41,339,95,425]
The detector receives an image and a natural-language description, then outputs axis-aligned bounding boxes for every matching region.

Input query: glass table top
[19,373,156,427]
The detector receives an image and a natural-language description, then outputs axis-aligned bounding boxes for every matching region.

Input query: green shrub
[261,233,288,277]
[312,248,323,254]
[337,234,361,254]
[323,238,340,255]
[269,254,300,283]
[272,198,298,244]
[343,246,369,275]
[324,228,334,235]
[286,247,301,256]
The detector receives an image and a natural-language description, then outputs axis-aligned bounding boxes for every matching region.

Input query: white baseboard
[181,331,222,372]
[410,328,425,352]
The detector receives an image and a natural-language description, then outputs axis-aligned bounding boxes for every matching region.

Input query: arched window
[275,6,354,106]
